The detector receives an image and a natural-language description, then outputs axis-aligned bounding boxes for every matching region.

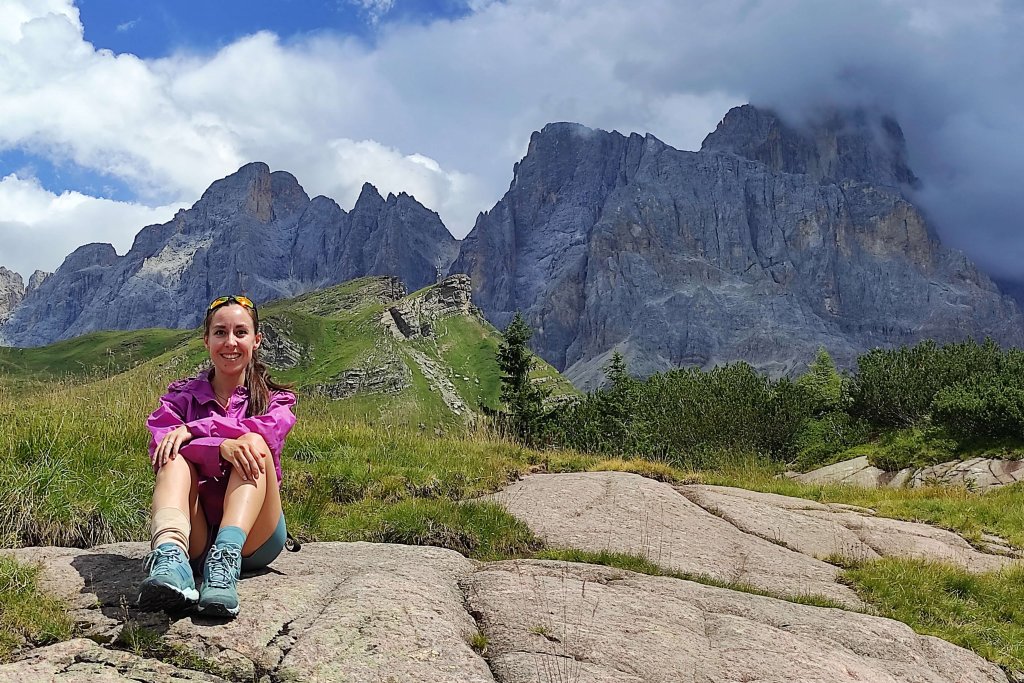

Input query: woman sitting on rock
[138,295,296,617]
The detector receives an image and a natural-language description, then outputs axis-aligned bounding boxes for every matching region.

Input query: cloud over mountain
[1,0,1022,283]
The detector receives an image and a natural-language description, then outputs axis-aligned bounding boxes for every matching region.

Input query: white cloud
[0,0,1023,279]
[0,174,181,279]
[115,17,140,33]
[347,0,395,24]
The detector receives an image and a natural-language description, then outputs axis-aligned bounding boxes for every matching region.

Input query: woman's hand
[219,434,268,482]
[153,425,192,469]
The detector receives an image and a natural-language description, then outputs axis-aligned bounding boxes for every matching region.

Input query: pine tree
[497,312,548,441]
[797,346,843,414]
[599,351,635,452]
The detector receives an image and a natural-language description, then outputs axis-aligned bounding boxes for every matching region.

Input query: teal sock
[215,526,247,550]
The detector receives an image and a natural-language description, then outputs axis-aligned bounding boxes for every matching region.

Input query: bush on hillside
[848,338,1015,428]
[931,376,1024,440]
[796,347,845,415]
[546,361,816,465]
[791,410,872,471]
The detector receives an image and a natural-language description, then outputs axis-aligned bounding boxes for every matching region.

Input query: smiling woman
[138,294,297,618]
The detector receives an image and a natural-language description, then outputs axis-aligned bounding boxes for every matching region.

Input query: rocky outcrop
[484,471,864,607]
[794,455,1024,493]
[2,164,459,347]
[257,316,305,370]
[384,274,475,340]
[2,537,1010,682]
[470,560,1007,683]
[451,106,1024,387]
[311,359,412,399]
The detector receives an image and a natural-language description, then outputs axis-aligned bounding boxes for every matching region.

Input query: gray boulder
[795,455,1024,493]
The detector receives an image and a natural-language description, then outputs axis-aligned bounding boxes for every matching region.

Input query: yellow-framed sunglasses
[206,295,258,324]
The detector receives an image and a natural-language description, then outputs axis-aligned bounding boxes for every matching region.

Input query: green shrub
[932,377,1024,439]
[849,338,1019,428]
[791,411,872,471]
[546,362,815,465]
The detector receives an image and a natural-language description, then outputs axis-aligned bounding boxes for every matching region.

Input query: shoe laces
[205,544,241,588]
[143,545,185,576]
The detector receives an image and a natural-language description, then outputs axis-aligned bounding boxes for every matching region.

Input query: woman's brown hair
[203,302,293,416]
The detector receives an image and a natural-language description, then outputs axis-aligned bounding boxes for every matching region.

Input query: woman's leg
[151,455,208,557]
[200,441,281,617]
[219,448,282,552]
[138,456,206,611]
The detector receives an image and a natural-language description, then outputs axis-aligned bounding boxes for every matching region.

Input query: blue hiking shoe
[198,543,242,617]
[137,543,198,613]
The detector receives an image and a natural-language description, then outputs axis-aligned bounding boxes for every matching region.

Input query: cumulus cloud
[0,174,181,279]
[1,0,1022,280]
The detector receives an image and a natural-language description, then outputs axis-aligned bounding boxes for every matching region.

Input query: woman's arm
[240,391,297,457]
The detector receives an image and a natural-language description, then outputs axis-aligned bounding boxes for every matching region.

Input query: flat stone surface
[2,542,495,683]
[680,485,1018,571]
[2,528,1014,682]
[465,559,1008,683]
[792,455,914,488]
[912,458,1024,491]
[796,456,1024,493]
[483,471,863,607]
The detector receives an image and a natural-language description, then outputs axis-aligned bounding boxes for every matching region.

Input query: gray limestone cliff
[450,105,1024,387]
[2,163,459,346]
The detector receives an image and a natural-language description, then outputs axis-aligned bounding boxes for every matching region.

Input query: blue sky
[77,0,471,58]
[1,0,1023,285]
[5,0,472,203]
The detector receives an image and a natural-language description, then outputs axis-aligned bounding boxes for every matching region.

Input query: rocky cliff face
[2,163,459,346]
[451,105,1024,387]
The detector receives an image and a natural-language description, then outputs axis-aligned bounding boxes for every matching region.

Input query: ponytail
[245,349,294,417]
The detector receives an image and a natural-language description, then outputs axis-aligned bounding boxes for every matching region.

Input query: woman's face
[203,304,261,378]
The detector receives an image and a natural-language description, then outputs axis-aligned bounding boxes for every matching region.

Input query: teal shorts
[241,513,287,572]
[194,514,288,574]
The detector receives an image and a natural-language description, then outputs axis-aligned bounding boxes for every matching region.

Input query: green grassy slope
[0,277,578,427]
[0,329,192,382]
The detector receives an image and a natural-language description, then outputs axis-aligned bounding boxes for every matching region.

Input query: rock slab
[467,560,1008,683]
[680,484,1018,571]
[2,545,1010,683]
[795,455,1024,493]
[483,471,863,607]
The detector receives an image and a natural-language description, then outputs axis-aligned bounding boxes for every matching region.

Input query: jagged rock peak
[0,266,25,322]
[195,162,309,224]
[701,104,919,188]
[59,243,120,272]
[356,181,385,207]
[26,269,50,294]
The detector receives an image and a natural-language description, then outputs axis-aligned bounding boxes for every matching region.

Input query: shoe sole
[137,582,199,613]
[198,601,240,618]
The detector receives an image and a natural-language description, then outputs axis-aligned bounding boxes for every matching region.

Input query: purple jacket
[146,373,297,530]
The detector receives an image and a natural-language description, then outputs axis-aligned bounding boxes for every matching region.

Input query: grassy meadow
[0,289,1022,672]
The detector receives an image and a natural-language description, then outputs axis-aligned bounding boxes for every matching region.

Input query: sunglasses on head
[207,295,258,322]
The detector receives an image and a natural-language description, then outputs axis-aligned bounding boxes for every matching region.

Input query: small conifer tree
[497,312,548,441]
[797,346,843,414]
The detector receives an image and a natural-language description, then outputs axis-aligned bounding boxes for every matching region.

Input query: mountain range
[3,104,1021,387]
